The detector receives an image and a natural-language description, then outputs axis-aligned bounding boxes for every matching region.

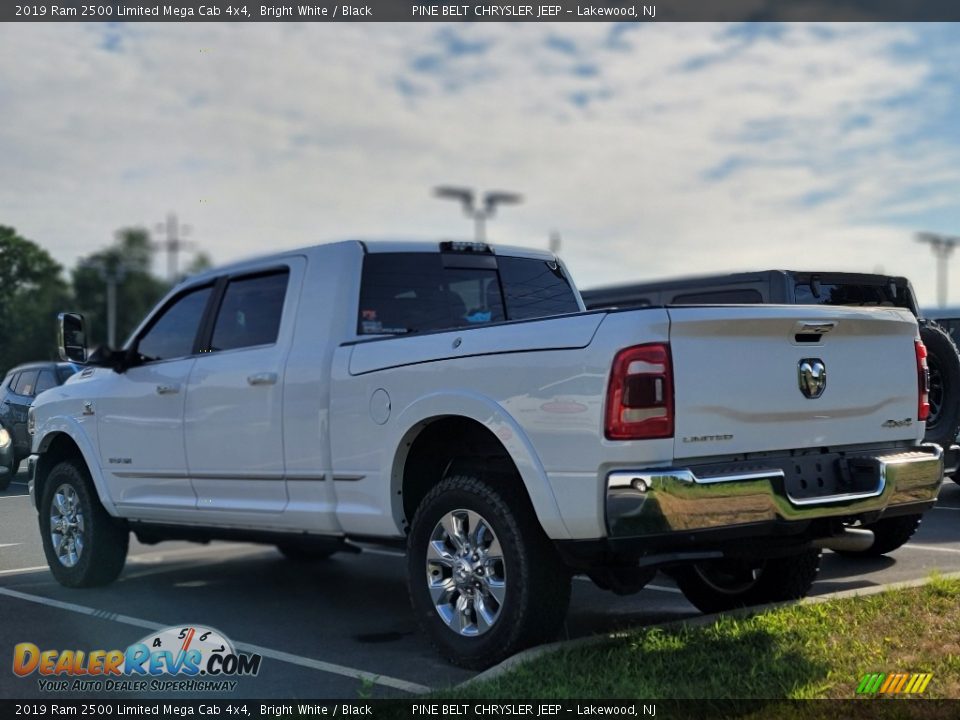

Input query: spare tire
[918,321,960,449]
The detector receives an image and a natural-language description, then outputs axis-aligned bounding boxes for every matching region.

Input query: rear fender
[388,391,571,540]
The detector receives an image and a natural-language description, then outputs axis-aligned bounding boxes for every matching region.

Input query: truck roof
[181,239,557,288]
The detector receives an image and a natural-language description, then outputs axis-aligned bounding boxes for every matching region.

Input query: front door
[97,284,214,519]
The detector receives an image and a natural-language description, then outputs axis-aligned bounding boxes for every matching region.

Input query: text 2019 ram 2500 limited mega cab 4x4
[28,241,942,668]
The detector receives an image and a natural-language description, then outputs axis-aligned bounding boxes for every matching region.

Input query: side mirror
[58,313,88,363]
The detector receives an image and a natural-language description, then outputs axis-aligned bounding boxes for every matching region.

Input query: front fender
[34,416,117,516]
[387,391,571,540]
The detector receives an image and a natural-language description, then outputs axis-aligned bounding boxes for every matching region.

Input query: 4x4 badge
[798,358,827,399]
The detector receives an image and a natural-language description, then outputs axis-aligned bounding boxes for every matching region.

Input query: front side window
[210,271,289,352]
[34,370,57,395]
[137,285,213,362]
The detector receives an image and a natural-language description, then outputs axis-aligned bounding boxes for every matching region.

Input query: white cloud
[1,22,958,305]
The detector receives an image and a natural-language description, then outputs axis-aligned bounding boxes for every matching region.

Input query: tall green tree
[71,228,169,349]
[0,226,70,376]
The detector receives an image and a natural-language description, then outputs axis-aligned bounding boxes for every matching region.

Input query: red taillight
[916,339,930,422]
[605,343,674,440]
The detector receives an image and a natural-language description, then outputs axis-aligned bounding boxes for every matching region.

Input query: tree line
[0,224,210,377]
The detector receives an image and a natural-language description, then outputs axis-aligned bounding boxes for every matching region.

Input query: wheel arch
[388,393,569,540]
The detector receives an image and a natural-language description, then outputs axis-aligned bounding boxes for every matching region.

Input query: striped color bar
[857,672,932,694]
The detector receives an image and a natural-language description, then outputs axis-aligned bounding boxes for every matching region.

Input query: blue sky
[1,22,959,305]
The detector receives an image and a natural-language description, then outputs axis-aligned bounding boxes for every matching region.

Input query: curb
[457,569,960,690]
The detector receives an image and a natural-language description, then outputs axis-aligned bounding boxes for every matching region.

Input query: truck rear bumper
[605,444,942,539]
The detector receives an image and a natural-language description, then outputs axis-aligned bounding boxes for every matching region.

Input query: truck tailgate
[668,305,923,459]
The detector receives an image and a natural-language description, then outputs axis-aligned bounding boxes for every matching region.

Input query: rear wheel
[407,474,571,669]
[673,549,821,614]
[834,514,922,557]
[39,459,128,587]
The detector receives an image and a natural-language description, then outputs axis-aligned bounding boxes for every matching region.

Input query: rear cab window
[357,250,579,336]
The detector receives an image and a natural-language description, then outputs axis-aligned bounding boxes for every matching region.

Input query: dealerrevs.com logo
[13,625,262,693]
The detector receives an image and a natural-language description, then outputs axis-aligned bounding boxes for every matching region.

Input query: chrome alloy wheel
[49,483,85,568]
[426,509,506,636]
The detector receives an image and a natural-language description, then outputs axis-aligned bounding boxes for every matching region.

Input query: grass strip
[443,574,960,701]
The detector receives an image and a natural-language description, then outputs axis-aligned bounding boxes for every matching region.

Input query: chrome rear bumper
[606,444,943,538]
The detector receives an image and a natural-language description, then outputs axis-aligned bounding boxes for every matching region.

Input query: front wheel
[407,474,571,669]
[39,459,129,587]
[672,549,821,614]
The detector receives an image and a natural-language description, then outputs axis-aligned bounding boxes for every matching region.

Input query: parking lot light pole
[434,186,523,243]
[85,259,127,348]
[917,232,960,308]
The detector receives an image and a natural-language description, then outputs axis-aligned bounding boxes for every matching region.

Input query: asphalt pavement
[2,463,960,700]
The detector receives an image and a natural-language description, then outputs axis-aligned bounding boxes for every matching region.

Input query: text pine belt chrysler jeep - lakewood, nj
[27,240,942,668]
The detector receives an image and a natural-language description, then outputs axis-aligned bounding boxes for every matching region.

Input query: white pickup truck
[28,240,942,668]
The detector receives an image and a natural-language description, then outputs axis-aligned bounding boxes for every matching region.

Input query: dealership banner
[1,699,958,720]
[4,0,960,22]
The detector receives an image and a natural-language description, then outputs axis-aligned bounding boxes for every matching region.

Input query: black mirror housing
[58,313,88,363]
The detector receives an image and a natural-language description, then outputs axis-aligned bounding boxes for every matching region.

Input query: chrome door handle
[155,384,180,395]
[247,372,277,386]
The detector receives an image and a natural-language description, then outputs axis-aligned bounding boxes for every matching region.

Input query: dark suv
[0,361,80,488]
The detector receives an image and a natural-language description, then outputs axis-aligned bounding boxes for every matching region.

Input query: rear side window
[210,271,289,352]
[4,373,18,391]
[497,256,580,321]
[34,370,57,395]
[13,370,39,396]
[358,254,506,335]
[671,289,763,304]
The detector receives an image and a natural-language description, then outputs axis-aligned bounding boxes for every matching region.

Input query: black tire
[834,514,922,558]
[39,459,128,588]
[919,321,960,448]
[673,549,821,614]
[276,539,342,562]
[407,473,571,669]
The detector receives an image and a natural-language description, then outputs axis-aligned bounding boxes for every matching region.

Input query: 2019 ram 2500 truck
[28,242,942,668]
